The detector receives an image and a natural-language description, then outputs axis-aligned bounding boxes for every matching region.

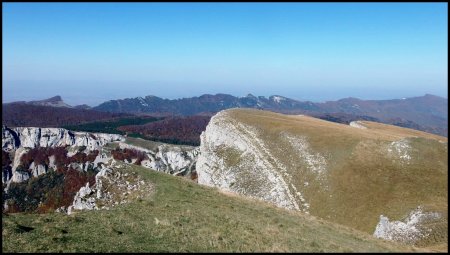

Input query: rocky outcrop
[2,126,124,151]
[195,108,448,247]
[69,182,98,213]
[349,121,367,129]
[1,126,124,184]
[374,207,441,244]
[11,170,30,183]
[119,142,199,176]
[66,167,154,215]
[29,162,48,178]
[196,110,306,211]
[2,126,20,152]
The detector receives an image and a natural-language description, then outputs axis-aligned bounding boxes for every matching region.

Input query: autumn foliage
[111,147,147,165]
[5,147,100,213]
[119,115,211,146]
[2,103,130,127]
[19,147,99,171]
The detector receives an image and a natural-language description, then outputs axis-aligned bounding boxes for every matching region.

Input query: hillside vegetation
[118,115,211,146]
[2,103,130,127]
[62,116,161,135]
[2,163,421,252]
[197,108,447,250]
[93,93,447,137]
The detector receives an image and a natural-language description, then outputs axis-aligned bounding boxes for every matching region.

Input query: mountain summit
[92,93,447,137]
[27,96,72,108]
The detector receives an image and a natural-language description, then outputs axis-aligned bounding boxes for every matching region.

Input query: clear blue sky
[3,2,448,106]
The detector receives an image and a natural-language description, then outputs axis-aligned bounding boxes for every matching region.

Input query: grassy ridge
[2,163,419,252]
[202,109,447,249]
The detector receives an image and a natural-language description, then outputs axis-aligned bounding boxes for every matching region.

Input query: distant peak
[423,94,440,98]
[269,95,287,103]
[31,95,63,103]
[338,97,361,102]
[28,95,72,108]
[145,95,162,99]
[47,95,63,101]
[74,104,92,109]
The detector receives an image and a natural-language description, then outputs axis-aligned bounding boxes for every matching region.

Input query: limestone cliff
[196,108,447,247]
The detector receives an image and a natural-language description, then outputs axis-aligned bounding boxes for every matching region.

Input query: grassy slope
[2,163,420,252]
[215,109,447,249]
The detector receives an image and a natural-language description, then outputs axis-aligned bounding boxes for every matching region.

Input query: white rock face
[272,96,285,103]
[48,155,56,170]
[71,182,97,212]
[2,126,19,152]
[118,142,199,175]
[11,170,30,183]
[282,133,327,175]
[29,162,47,178]
[2,126,124,184]
[349,121,367,129]
[11,147,29,173]
[373,206,441,244]
[387,139,411,163]
[68,167,153,215]
[197,110,306,211]
[92,152,112,169]
[2,126,124,150]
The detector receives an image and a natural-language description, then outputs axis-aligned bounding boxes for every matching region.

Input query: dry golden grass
[207,108,447,250]
[227,108,447,142]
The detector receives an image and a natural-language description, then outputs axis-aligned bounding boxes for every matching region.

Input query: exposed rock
[29,162,47,177]
[374,207,441,244]
[11,147,29,173]
[2,126,19,152]
[11,170,30,183]
[70,182,97,213]
[2,126,124,184]
[92,152,112,168]
[196,110,303,211]
[387,139,412,163]
[349,121,367,129]
[48,155,57,170]
[2,126,124,151]
[195,108,447,248]
[67,167,154,215]
[55,206,67,213]
[118,142,199,176]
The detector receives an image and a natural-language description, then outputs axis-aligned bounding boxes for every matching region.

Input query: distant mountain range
[92,93,447,137]
[3,93,447,137]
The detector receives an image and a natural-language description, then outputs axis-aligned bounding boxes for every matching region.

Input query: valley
[2,98,448,252]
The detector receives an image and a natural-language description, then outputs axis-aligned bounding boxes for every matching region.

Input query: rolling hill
[2,162,421,252]
[196,108,448,249]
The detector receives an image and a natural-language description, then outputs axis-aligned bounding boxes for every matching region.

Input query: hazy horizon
[2,84,447,108]
[3,3,448,106]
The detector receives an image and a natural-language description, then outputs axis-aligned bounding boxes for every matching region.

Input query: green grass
[2,163,420,252]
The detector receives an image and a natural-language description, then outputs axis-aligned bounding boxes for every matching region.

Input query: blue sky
[3,3,448,106]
